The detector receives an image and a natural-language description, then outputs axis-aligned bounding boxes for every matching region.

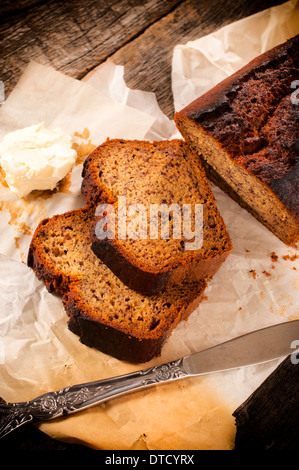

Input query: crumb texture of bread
[81,138,232,295]
[27,207,207,363]
[175,35,299,246]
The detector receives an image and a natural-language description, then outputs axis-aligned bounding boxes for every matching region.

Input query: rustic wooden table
[0,0,294,451]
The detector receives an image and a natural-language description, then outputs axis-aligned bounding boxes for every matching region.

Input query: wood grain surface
[1,0,283,117]
[0,0,182,101]
[0,0,292,451]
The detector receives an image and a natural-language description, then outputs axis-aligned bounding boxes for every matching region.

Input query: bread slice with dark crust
[27,206,207,363]
[81,138,232,295]
[174,35,299,246]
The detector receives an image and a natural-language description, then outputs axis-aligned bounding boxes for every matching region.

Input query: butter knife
[0,319,298,439]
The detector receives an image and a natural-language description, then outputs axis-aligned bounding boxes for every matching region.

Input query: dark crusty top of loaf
[81,138,232,273]
[176,35,299,219]
[27,207,206,353]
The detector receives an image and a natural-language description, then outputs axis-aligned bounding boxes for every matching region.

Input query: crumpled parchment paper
[0,0,298,450]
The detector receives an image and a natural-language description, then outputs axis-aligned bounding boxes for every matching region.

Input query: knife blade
[183,319,299,375]
[0,319,298,439]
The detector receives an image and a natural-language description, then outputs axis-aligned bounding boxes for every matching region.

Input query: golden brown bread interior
[27,206,207,363]
[81,138,232,295]
[175,35,299,247]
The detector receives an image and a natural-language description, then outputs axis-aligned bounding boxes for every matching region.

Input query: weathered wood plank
[101,0,284,118]
[0,0,182,99]
[233,356,299,450]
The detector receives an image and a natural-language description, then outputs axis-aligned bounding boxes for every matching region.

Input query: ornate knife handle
[0,359,188,439]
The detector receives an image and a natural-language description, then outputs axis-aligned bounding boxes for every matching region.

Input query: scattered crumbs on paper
[249,269,257,279]
[0,199,49,237]
[72,128,97,165]
[0,166,8,188]
[74,128,91,140]
[14,236,20,250]
[269,251,299,263]
[73,141,97,165]
[0,201,33,236]
[262,271,271,278]
[282,253,298,262]
[0,162,78,238]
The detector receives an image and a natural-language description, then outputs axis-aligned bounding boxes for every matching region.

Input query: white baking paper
[0,0,298,450]
[172,0,299,110]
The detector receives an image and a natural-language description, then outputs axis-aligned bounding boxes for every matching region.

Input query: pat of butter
[0,122,77,197]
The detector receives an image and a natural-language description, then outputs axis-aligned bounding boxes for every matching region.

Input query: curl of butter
[0,122,77,197]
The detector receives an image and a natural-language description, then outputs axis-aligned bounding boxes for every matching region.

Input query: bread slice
[27,206,207,363]
[81,138,232,295]
[174,35,299,247]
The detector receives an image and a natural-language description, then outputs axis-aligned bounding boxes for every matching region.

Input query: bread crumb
[249,269,257,279]
[72,128,97,165]
[0,166,8,188]
[263,271,271,278]
[74,128,90,140]
[271,252,278,262]
[282,254,298,261]
[14,236,20,250]
[72,141,97,165]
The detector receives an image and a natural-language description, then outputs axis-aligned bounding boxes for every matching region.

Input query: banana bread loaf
[174,35,299,247]
[27,207,207,363]
[81,138,232,295]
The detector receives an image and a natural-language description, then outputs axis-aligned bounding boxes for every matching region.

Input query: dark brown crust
[63,289,168,363]
[174,35,299,240]
[91,234,172,296]
[269,161,299,220]
[27,218,71,295]
[62,277,206,363]
[90,225,230,295]
[177,36,298,125]
[27,207,207,363]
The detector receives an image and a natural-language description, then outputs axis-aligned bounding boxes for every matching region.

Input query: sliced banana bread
[81,138,232,295]
[175,35,299,246]
[27,207,207,363]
